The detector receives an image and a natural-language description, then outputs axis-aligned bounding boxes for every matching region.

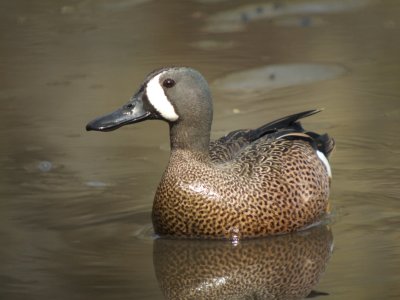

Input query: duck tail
[253,109,335,159]
[306,132,335,159]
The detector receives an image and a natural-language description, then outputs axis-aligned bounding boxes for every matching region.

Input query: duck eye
[162,78,175,88]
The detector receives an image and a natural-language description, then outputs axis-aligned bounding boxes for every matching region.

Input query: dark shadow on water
[153,226,333,300]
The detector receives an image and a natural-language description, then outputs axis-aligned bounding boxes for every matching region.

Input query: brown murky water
[1,0,399,299]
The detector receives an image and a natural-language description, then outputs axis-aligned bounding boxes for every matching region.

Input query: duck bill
[86,95,151,132]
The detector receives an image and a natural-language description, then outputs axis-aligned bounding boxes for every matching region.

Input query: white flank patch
[316,150,332,178]
[146,72,179,121]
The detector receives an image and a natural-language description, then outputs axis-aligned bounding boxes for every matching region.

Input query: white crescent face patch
[146,72,179,122]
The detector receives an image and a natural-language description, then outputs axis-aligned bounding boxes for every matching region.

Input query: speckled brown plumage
[153,130,331,239]
[86,67,334,239]
[154,225,333,300]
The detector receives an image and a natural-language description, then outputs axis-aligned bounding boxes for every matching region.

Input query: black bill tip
[86,93,152,132]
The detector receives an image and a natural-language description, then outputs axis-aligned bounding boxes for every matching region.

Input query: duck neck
[169,121,211,160]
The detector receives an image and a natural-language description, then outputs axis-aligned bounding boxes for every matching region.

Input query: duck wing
[209,109,334,164]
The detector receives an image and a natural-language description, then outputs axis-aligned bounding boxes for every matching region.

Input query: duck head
[86,67,213,133]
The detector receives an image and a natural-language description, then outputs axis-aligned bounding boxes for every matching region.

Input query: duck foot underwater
[86,67,334,239]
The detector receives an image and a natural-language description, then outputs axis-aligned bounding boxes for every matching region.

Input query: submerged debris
[213,63,347,94]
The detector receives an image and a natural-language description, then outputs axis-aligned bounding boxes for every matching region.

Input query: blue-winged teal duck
[86,67,334,239]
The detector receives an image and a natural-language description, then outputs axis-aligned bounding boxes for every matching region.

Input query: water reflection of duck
[86,67,334,239]
[153,226,333,300]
